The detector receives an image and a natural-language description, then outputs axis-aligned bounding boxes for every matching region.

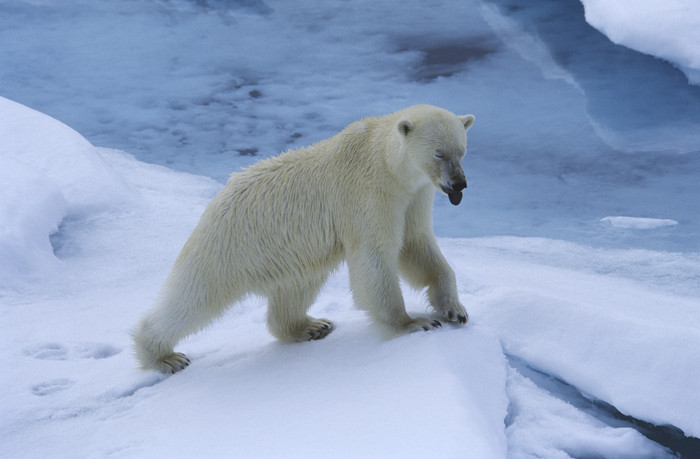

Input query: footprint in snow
[74,342,123,359]
[23,343,68,360]
[31,379,74,396]
[23,342,123,360]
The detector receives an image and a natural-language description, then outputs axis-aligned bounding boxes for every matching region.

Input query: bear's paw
[302,318,335,341]
[158,352,191,374]
[442,308,468,325]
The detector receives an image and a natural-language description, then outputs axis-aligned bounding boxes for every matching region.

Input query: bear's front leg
[428,281,468,325]
[347,247,442,333]
[400,236,468,325]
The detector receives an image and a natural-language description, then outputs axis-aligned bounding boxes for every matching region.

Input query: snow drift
[0,97,137,286]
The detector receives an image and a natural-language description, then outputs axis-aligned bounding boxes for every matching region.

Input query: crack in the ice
[505,354,700,458]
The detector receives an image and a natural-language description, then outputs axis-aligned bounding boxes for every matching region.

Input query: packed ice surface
[580,0,700,85]
[2,0,700,456]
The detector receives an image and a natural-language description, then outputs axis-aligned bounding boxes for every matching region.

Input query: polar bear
[134,104,475,374]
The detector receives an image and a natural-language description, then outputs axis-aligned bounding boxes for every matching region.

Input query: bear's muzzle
[441,180,467,206]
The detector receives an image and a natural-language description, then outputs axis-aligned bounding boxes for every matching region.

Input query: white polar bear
[134,104,475,374]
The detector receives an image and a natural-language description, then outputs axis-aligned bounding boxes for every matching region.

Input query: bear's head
[397,105,475,205]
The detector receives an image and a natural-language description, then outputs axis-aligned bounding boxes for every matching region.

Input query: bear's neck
[380,130,431,194]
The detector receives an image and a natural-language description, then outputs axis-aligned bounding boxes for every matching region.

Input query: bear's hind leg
[133,314,192,374]
[266,278,334,342]
[134,282,241,374]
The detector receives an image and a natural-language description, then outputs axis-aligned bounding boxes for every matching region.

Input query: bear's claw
[160,352,190,374]
[423,319,443,331]
[303,318,335,341]
[444,309,468,324]
[406,318,443,333]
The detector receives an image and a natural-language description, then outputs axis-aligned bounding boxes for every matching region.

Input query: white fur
[133,104,475,373]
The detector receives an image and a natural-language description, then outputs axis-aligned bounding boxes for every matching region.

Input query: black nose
[452,180,467,192]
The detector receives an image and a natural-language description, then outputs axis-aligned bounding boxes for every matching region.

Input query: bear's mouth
[441,185,463,206]
[448,191,462,206]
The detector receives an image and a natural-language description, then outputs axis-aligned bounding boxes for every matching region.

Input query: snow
[0,157,65,284]
[2,0,700,457]
[0,98,136,215]
[601,216,679,230]
[580,0,700,85]
[505,365,672,459]
[460,237,700,436]
[0,97,137,287]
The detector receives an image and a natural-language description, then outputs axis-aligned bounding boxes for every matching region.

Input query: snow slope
[1,99,694,457]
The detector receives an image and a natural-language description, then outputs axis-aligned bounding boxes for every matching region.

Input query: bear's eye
[434,152,445,160]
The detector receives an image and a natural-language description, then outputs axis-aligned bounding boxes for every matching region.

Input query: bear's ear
[398,119,414,136]
[458,114,475,130]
